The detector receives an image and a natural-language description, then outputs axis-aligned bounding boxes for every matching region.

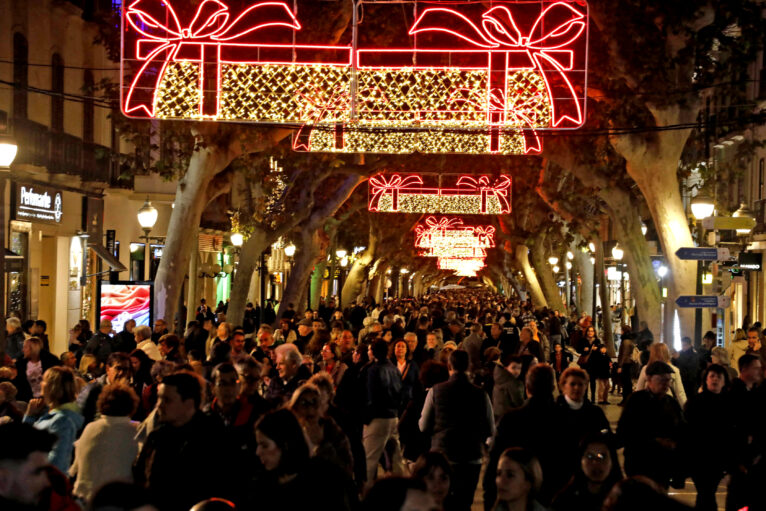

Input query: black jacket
[485,396,560,508]
[364,359,401,421]
[85,331,113,364]
[421,372,493,463]
[134,411,233,511]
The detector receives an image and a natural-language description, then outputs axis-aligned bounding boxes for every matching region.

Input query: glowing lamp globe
[733,202,755,236]
[611,244,624,261]
[0,135,18,168]
[691,196,715,221]
[552,265,560,273]
[137,199,158,230]
[336,249,347,259]
[340,256,349,267]
[588,242,596,252]
[548,256,559,266]
[657,266,668,278]
[566,251,574,260]
[565,261,572,270]
[230,232,244,247]
[284,243,296,257]
[641,222,648,235]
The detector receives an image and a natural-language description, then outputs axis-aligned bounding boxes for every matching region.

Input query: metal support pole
[694,223,704,346]
[259,252,266,325]
[0,174,6,357]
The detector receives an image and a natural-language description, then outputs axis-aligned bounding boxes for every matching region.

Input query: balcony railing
[7,113,128,188]
[13,117,50,167]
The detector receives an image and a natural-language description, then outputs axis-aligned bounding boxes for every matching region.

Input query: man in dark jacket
[134,371,232,511]
[419,349,494,511]
[264,344,310,405]
[484,363,560,509]
[673,336,701,397]
[112,319,137,354]
[617,361,686,489]
[0,423,56,510]
[363,339,403,485]
[13,337,60,402]
[85,319,113,364]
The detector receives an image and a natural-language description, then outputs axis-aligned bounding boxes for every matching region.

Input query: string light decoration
[414,217,495,252]
[121,0,588,155]
[437,257,486,272]
[369,174,511,214]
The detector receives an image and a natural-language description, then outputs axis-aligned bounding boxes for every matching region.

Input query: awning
[88,243,127,272]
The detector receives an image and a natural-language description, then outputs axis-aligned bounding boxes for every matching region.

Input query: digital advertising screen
[98,282,152,333]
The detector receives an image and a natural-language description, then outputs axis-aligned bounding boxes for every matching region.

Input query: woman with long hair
[493,447,548,511]
[317,342,347,388]
[289,383,353,477]
[23,366,84,472]
[683,364,736,511]
[412,451,454,511]
[250,409,355,510]
[391,339,421,415]
[551,433,623,511]
[634,343,687,406]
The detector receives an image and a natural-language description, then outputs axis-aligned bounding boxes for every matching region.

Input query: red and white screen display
[99,284,152,332]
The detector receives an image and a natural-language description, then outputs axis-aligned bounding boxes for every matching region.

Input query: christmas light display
[414,217,495,251]
[121,0,588,155]
[369,174,511,215]
[437,257,486,272]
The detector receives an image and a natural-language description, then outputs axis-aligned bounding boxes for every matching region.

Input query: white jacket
[70,416,139,501]
[137,339,162,361]
[635,363,687,407]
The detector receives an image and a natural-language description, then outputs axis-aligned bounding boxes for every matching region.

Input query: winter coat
[23,402,84,473]
[492,364,525,422]
[635,363,687,407]
[5,330,25,360]
[683,390,739,475]
[70,415,139,501]
[365,359,402,421]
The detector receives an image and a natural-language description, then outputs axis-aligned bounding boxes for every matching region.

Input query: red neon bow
[455,175,512,213]
[410,2,585,128]
[369,174,424,211]
[125,0,301,117]
[472,226,496,247]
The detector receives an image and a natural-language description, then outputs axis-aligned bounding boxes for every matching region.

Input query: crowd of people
[1,289,765,511]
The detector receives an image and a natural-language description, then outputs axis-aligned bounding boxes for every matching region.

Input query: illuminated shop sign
[14,184,64,224]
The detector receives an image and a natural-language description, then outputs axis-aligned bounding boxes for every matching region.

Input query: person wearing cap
[294,319,314,354]
[616,361,686,489]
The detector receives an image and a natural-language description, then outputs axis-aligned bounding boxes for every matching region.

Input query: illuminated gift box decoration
[121,0,587,155]
[369,174,511,215]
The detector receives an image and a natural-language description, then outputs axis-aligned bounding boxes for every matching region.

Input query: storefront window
[150,244,163,280]
[130,243,145,281]
[7,230,28,318]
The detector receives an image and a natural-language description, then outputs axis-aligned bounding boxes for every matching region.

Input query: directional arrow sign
[675,247,731,261]
[701,216,756,231]
[675,295,731,308]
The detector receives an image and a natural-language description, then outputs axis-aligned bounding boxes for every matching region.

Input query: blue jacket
[24,402,84,472]
[365,359,402,421]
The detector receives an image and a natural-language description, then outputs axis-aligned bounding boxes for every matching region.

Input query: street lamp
[612,243,625,318]
[733,202,755,236]
[552,265,560,273]
[691,195,715,220]
[641,222,648,236]
[548,256,559,265]
[566,251,574,260]
[230,232,244,247]
[0,135,18,168]
[284,243,296,258]
[335,248,347,259]
[136,199,159,280]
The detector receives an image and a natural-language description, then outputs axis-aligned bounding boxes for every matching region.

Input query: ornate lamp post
[136,199,159,280]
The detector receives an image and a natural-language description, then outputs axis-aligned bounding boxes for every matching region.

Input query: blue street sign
[675,247,730,261]
[675,295,731,308]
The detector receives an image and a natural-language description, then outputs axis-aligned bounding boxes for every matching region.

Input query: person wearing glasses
[76,352,133,426]
[551,432,623,511]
